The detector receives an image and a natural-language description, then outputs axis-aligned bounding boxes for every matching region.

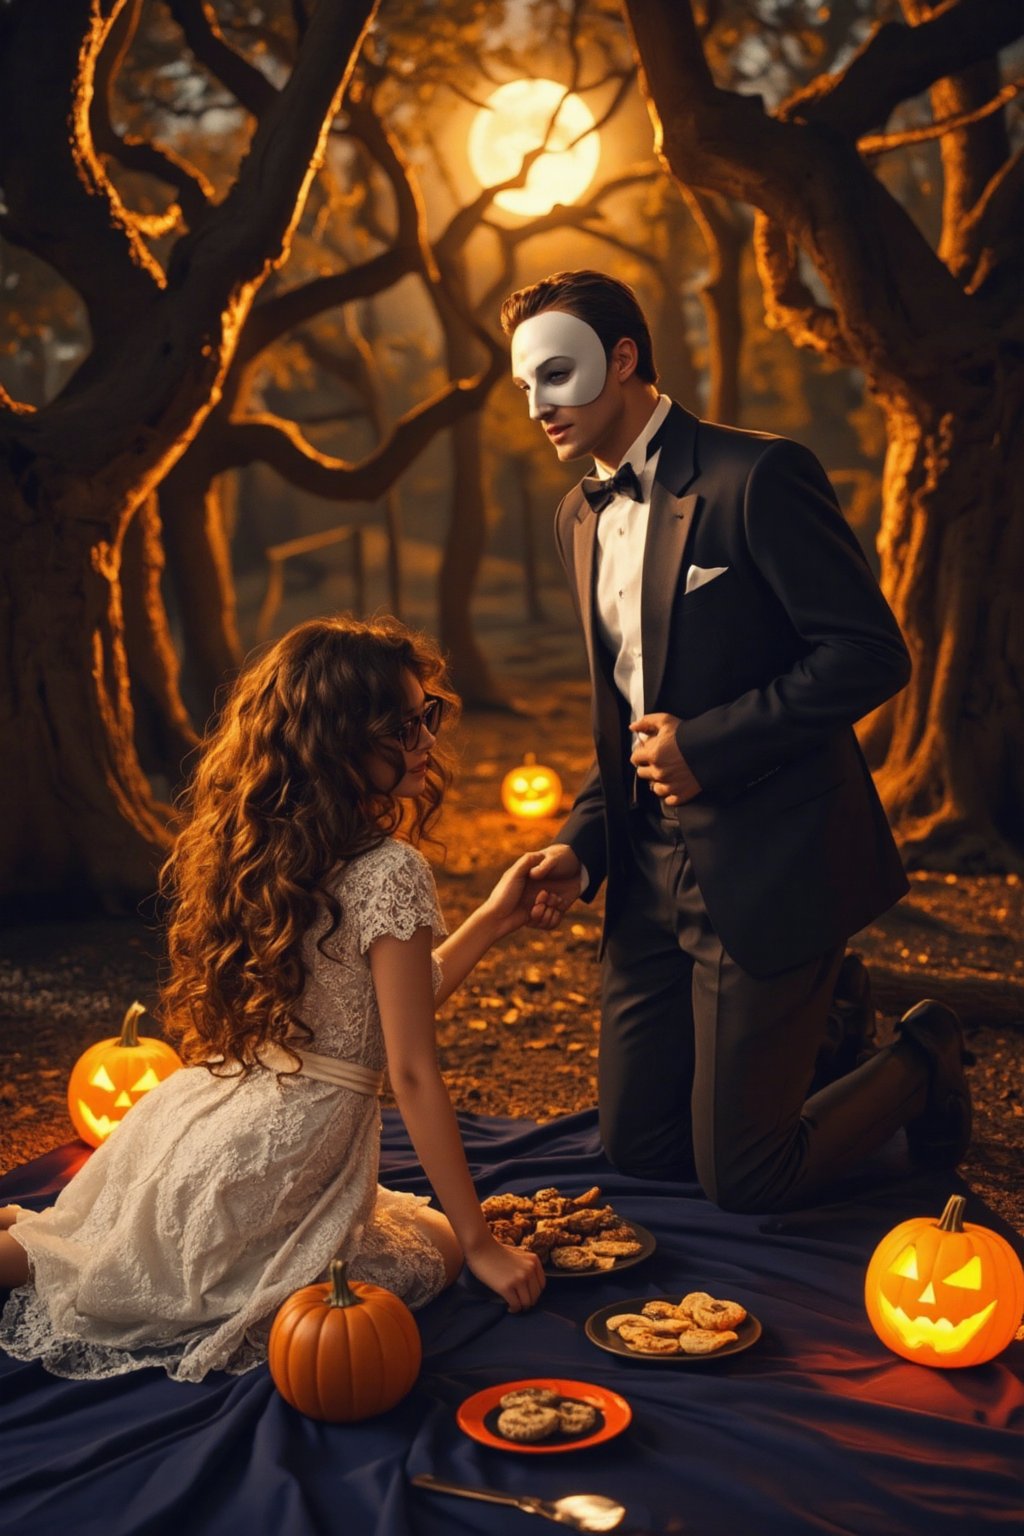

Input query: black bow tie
[581,461,644,515]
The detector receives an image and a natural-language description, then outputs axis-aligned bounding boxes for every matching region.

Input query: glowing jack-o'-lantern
[865,1194,1024,1368]
[67,1001,183,1147]
[501,753,562,819]
[269,1259,422,1422]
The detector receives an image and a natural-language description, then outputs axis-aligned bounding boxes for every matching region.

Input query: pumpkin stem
[936,1194,967,1233]
[327,1259,365,1309]
[119,1001,148,1048]
[524,752,537,765]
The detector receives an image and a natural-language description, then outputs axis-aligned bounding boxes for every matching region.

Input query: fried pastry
[588,1238,642,1258]
[488,1219,522,1246]
[621,1328,680,1355]
[678,1291,716,1318]
[551,1245,598,1270]
[641,1300,683,1320]
[675,1328,739,1354]
[481,1193,535,1217]
[568,1186,603,1209]
[690,1296,747,1331]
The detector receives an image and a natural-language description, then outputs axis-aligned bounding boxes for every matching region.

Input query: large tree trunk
[436,260,509,710]
[862,377,1024,867]
[0,489,171,916]
[0,0,379,909]
[620,0,1024,869]
[121,493,198,780]
[437,407,511,709]
[159,455,244,719]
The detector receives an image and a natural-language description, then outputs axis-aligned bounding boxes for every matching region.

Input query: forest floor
[2,658,1021,1234]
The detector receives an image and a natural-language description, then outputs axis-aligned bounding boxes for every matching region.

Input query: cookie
[488,1219,521,1246]
[691,1296,747,1331]
[481,1193,534,1218]
[676,1328,739,1354]
[588,1238,642,1258]
[641,1300,684,1320]
[605,1312,649,1333]
[535,1222,581,1244]
[678,1291,716,1318]
[551,1246,597,1270]
[499,1387,560,1410]
[619,1314,688,1338]
[496,1403,560,1442]
[557,1399,598,1434]
[568,1186,603,1209]
[603,1222,639,1241]
[579,1251,616,1272]
[557,1207,618,1236]
[621,1329,681,1355]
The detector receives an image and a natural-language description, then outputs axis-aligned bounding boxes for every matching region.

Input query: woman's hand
[463,1230,546,1312]
[481,851,569,938]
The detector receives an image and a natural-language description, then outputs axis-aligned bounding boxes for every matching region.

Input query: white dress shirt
[576,395,672,897]
[593,394,672,726]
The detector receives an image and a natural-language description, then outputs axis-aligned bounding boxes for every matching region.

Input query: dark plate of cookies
[585,1292,762,1362]
[456,1378,632,1454]
[481,1185,656,1278]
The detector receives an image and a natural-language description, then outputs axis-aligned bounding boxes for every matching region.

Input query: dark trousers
[598,803,927,1210]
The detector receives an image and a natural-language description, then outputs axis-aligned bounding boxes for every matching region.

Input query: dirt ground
[2,670,1021,1234]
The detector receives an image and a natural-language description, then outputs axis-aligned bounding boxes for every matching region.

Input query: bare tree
[0,0,495,913]
[621,0,1024,868]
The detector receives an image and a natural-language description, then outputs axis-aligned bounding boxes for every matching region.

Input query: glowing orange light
[468,79,600,216]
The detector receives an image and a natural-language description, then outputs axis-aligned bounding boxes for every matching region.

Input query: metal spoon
[410,1473,626,1531]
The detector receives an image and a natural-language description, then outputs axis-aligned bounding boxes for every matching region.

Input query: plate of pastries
[585,1290,761,1361]
[456,1378,632,1453]
[481,1185,655,1277]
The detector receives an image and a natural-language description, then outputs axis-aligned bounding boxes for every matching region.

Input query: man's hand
[630,714,702,806]
[525,843,583,925]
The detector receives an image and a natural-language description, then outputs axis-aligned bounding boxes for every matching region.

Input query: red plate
[455,1377,632,1455]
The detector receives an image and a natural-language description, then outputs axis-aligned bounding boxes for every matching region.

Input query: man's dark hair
[499,269,658,385]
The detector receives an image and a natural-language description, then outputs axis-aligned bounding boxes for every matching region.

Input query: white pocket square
[685,563,728,595]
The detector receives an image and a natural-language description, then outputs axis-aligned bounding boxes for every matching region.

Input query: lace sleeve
[353,841,448,955]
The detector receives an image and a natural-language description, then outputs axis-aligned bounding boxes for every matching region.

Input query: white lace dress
[0,839,450,1383]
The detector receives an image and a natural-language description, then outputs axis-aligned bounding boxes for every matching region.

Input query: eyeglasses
[384,696,446,752]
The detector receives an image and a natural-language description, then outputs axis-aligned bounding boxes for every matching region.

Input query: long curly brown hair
[158,614,459,1070]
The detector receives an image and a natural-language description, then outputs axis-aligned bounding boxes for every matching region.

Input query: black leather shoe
[896,999,972,1167]
[810,951,878,1093]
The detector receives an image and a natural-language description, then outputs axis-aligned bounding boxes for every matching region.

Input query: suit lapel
[570,491,598,670]
[640,402,701,711]
[641,488,700,711]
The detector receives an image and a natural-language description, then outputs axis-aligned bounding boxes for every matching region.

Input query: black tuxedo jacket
[556,402,911,977]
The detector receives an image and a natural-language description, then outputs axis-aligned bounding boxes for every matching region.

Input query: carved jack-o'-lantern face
[865,1195,1024,1368]
[501,753,562,819]
[67,1002,183,1148]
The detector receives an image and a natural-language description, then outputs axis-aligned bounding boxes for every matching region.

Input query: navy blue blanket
[1,1110,1022,1536]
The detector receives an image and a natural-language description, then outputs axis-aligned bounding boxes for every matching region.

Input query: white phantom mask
[510,310,608,416]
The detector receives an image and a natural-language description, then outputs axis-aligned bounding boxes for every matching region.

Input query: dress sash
[209,1044,384,1097]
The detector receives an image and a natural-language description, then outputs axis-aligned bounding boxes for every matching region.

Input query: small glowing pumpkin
[865,1194,1024,1368]
[501,752,562,819]
[269,1259,421,1421]
[67,1001,183,1148]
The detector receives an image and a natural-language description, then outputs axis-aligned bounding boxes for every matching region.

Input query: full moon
[467,79,600,217]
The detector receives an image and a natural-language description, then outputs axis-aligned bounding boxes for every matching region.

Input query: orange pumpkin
[501,753,562,819]
[269,1259,421,1421]
[67,1001,183,1148]
[865,1194,1024,1368]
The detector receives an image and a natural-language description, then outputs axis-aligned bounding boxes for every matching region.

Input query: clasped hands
[629,712,701,807]
[491,714,701,933]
